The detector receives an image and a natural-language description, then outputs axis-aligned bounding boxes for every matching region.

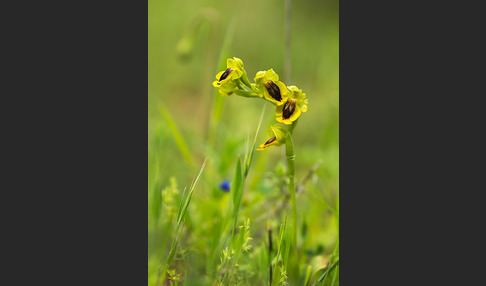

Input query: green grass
[148,0,338,285]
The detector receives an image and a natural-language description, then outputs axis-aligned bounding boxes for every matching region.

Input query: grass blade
[158,103,195,167]
[314,239,339,285]
[177,158,207,225]
[243,104,266,178]
[156,158,207,286]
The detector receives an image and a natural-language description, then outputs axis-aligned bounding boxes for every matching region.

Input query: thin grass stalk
[284,0,292,84]
[207,17,236,149]
[315,240,339,285]
[272,217,287,286]
[330,264,339,286]
[158,104,195,167]
[318,260,339,286]
[268,228,273,285]
[156,159,207,286]
[303,265,312,286]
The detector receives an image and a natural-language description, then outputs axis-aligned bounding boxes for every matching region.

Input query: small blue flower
[219,180,230,192]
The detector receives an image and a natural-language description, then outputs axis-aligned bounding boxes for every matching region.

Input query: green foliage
[271,216,291,286]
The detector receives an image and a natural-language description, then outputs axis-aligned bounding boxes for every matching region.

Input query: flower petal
[231,69,243,79]
[276,81,289,97]
[276,116,292,125]
[232,57,244,70]
[288,105,302,122]
[216,71,225,80]
[218,89,233,96]
[226,58,235,68]
[264,69,279,82]
[300,99,309,113]
[254,71,265,81]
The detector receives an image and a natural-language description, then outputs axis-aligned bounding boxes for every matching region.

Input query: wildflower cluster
[218,247,235,272]
[212,57,309,151]
[166,269,181,286]
[239,218,253,252]
[216,219,253,284]
[161,177,179,220]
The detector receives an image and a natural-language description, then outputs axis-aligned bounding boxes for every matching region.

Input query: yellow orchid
[256,124,288,151]
[275,86,309,125]
[212,57,245,92]
[254,69,288,105]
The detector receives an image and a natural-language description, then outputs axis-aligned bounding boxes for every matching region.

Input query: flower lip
[257,125,288,151]
[257,136,278,150]
[263,137,277,146]
[282,99,297,119]
[219,68,234,81]
[264,80,282,102]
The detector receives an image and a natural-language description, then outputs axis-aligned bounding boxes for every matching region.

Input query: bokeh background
[149,0,338,284]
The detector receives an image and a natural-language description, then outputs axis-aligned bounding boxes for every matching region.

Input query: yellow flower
[257,124,288,151]
[212,57,245,91]
[254,69,288,105]
[275,86,309,125]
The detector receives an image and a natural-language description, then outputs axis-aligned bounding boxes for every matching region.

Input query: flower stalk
[285,134,297,255]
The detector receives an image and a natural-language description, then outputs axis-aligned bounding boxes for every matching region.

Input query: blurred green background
[149,0,338,284]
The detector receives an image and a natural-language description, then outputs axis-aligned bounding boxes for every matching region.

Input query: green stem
[285,135,297,253]
[233,89,259,98]
[288,118,299,135]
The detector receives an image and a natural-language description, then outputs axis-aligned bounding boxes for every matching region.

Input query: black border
[6,0,148,284]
